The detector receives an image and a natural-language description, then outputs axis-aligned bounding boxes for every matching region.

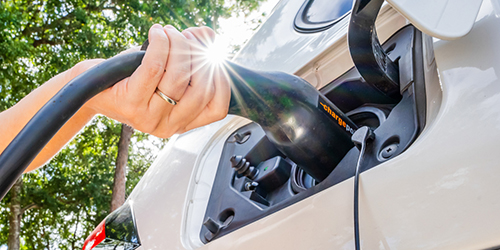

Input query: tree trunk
[110,123,134,212]
[8,177,22,250]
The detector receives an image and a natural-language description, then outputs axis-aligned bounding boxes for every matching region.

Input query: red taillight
[81,203,140,250]
[82,220,106,250]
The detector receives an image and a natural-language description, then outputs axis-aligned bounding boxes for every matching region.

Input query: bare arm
[0,60,103,173]
[0,25,230,173]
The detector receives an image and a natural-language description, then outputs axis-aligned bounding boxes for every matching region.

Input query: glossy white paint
[181,117,251,249]
[128,116,250,250]
[233,0,351,74]
[361,1,500,248]
[127,0,500,249]
[387,0,483,40]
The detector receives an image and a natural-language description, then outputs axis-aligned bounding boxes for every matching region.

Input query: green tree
[0,0,264,249]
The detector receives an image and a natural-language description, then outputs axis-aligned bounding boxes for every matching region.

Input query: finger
[183,26,216,46]
[148,25,193,130]
[182,65,231,131]
[180,29,209,88]
[156,25,191,103]
[153,30,215,137]
[147,26,192,129]
[147,26,192,136]
[126,24,170,105]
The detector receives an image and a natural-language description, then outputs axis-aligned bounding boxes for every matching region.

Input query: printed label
[318,96,355,135]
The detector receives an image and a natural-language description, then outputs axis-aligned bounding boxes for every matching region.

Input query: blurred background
[0,0,278,248]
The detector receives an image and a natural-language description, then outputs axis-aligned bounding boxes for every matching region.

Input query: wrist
[68,59,105,116]
[77,104,97,123]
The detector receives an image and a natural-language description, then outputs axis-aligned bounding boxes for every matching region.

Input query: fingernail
[152,24,163,30]
[165,24,175,29]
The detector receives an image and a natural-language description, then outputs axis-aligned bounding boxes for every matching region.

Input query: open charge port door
[201,23,426,243]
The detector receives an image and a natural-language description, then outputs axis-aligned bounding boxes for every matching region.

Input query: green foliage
[0,0,264,248]
[0,116,164,249]
[0,0,261,111]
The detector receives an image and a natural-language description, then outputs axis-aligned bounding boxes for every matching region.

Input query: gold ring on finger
[155,88,178,106]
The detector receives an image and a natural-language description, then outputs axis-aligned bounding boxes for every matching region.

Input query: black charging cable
[0,51,146,200]
[351,126,375,250]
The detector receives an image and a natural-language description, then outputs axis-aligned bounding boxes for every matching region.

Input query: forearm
[0,59,103,173]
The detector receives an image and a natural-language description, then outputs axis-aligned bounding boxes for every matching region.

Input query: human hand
[77,24,230,138]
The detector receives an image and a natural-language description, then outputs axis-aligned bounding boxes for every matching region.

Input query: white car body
[120,0,500,249]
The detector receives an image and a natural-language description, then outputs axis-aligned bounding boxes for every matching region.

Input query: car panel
[233,0,351,74]
[387,0,483,40]
[128,116,251,250]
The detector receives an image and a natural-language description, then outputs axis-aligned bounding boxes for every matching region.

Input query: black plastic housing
[254,156,292,191]
[227,62,357,182]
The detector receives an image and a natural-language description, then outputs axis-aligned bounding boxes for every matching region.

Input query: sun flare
[204,36,230,66]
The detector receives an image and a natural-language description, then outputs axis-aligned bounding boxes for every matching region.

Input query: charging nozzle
[226,62,357,181]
